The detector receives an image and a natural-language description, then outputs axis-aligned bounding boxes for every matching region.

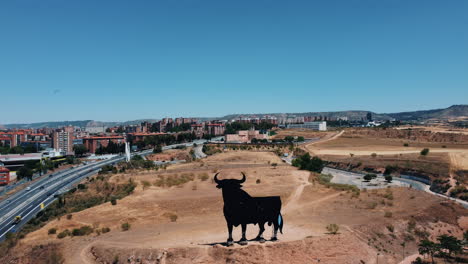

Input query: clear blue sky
[1,0,467,124]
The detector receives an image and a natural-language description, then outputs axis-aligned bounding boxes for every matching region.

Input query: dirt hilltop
[4,148,467,264]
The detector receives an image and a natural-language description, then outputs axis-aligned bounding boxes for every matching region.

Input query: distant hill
[220,105,468,122]
[385,105,468,121]
[2,105,467,129]
[1,119,159,129]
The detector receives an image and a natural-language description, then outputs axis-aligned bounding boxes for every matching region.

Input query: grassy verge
[0,174,136,256]
[310,173,360,196]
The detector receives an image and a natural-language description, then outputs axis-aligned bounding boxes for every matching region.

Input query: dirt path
[79,243,97,264]
[283,171,311,214]
[447,151,468,194]
[305,130,344,147]
[398,253,422,264]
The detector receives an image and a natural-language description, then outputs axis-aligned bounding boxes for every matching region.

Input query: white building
[286,121,327,131]
[85,126,106,133]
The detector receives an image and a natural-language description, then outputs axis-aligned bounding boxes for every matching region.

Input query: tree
[420,148,430,156]
[418,239,438,264]
[292,153,324,173]
[385,175,393,183]
[297,136,305,142]
[17,166,33,181]
[363,174,373,182]
[284,136,295,142]
[66,156,76,164]
[384,165,398,176]
[153,144,162,154]
[73,144,88,157]
[437,234,462,259]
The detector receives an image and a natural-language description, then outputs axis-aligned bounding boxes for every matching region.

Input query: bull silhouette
[214,172,283,246]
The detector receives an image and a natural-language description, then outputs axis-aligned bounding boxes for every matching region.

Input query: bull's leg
[239,224,248,245]
[271,221,279,241]
[226,223,234,246]
[255,222,266,243]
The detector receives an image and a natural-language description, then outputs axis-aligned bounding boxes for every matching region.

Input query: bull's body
[215,173,284,246]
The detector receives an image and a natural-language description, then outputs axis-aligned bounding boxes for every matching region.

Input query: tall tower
[125,142,131,162]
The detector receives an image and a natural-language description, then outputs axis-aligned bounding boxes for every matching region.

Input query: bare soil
[4,150,467,264]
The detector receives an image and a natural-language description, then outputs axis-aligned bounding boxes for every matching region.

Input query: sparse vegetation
[313,173,360,196]
[326,224,339,234]
[57,229,71,239]
[292,153,324,173]
[366,201,378,209]
[164,213,178,222]
[386,225,394,233]
[384,211,393,218]
[71,226,94,236]
[141,180,151,190]
[153,173,195,187]
[198,172,209,181]
[48,228,57,235]
[420,148,430,156]
[121,222,131,231]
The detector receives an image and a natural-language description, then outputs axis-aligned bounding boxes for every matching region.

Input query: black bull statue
[214,172,283,246]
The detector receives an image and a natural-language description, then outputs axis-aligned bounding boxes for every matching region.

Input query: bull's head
[214,172,246,189]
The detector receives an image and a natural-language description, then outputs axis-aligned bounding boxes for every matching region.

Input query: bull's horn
[214,172,220,184]
[238,172,246,183]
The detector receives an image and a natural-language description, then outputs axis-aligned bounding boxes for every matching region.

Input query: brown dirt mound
[89,234,374,264]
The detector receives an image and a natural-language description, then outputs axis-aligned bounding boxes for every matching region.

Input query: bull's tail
[278,212,283,234]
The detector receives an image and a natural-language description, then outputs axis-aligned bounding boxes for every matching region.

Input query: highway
[0,137,221,241]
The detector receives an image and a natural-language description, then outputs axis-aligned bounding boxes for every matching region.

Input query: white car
[26,187,31,191]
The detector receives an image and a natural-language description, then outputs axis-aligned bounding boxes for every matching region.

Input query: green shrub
[141,180,151,190]
[363,174,373,182]
[110,198,117,205]
[48,228,57,235]
[101,227,111,233]
[315,174,360,196]
[198,173,209,181]
[121,222,131,231]
[420,148,430,156]
[367,201,378,209]
[57,229,70,239]
[166,213,178,222]
[72,226,94,236]
[326,224,339,234]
